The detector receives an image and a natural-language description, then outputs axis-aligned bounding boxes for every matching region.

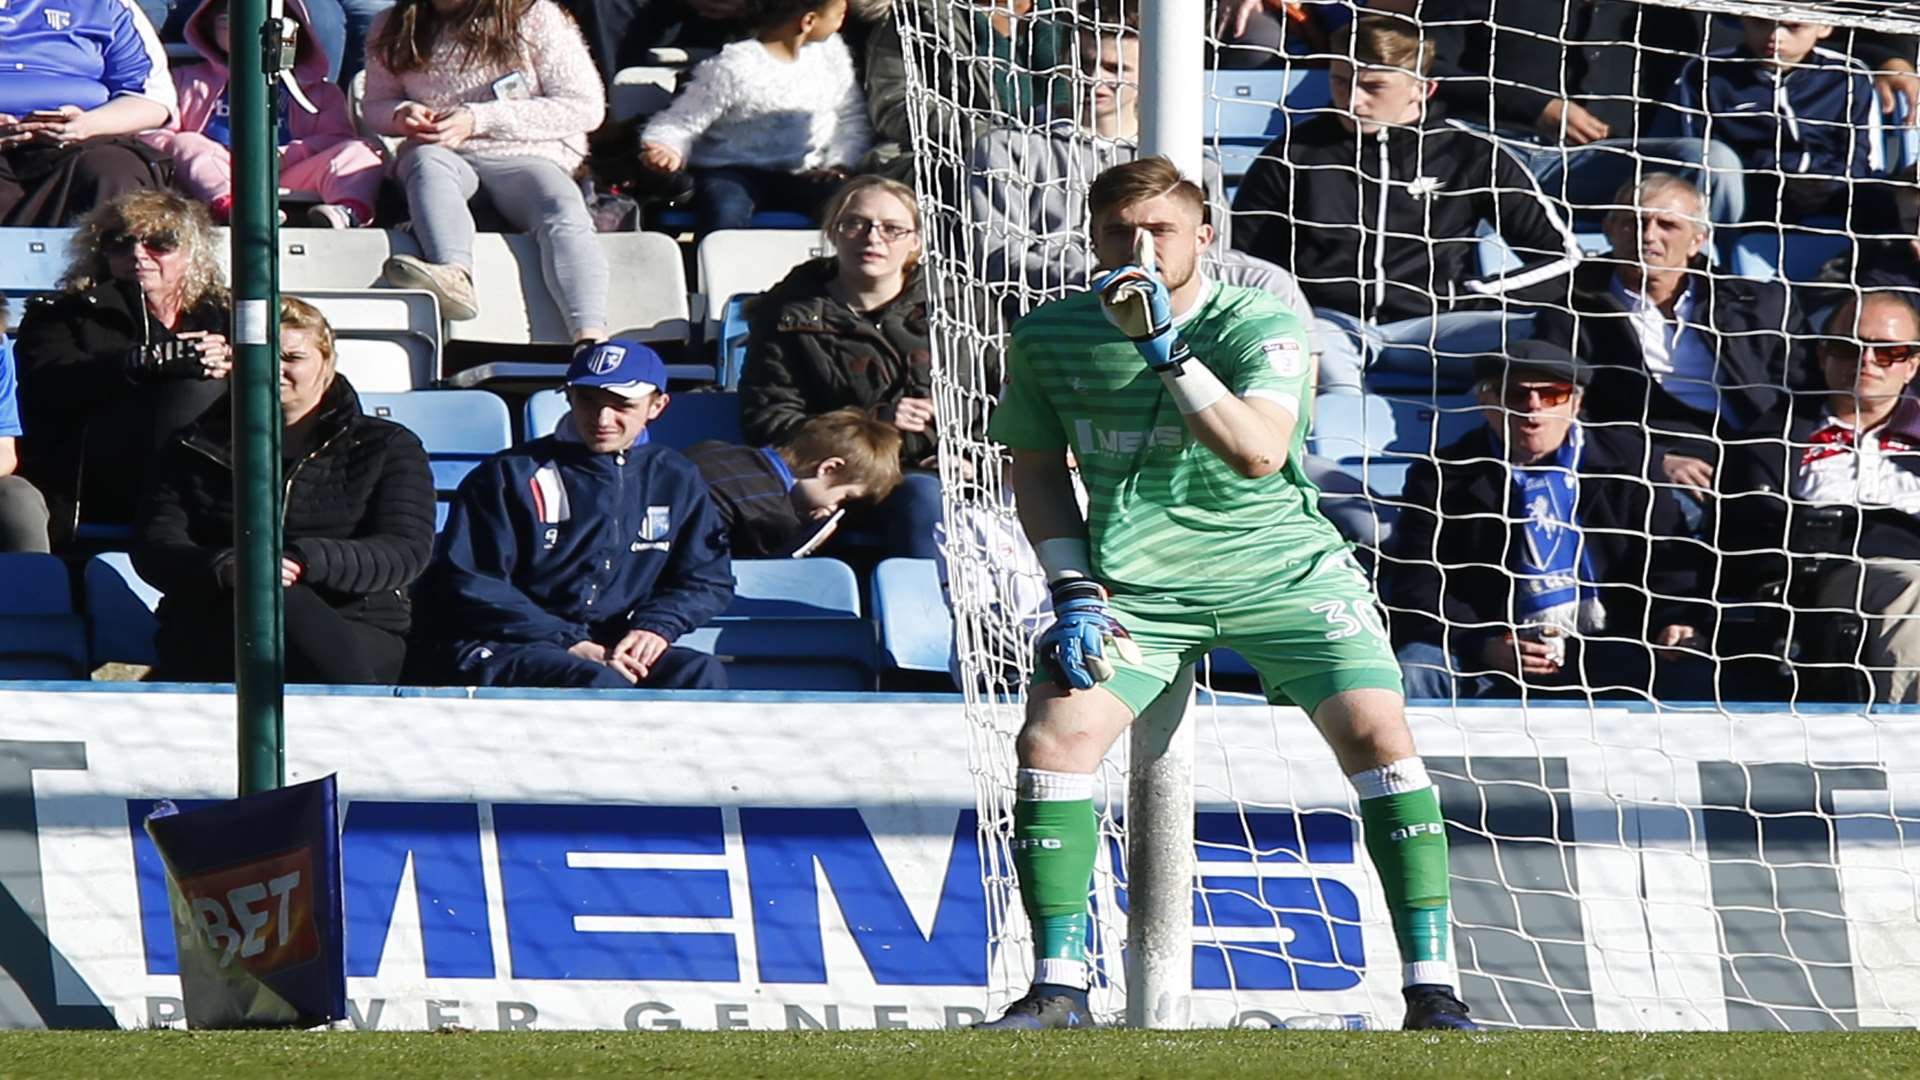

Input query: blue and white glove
[1037,578,1143,691]
[1092,263,1192,373]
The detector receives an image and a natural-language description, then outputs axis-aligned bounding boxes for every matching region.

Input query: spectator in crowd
[1385,340,1714,702]
[968,0,1314,320]
[740,175,941,560]
[1210,0,1417,68]
[412,341,733,690]
[1533,174,1815,526]
[134,298,435,683]
[0,302,51,553]
[363,0,609,348]
[685,406,902,558]
[1418,0,1746,225]
[1230,15,1582,394]
[565,0,744,86]
[1718,291,1920,704]
[302,0,396,83]
[13,190,233,544]
[0,0,176,226]
[141,0,385,229]
[637,0,871,234]
[1654,17,1888,226]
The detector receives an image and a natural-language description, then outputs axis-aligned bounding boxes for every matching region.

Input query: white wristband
[1034,537,1092,584]
[1159,362,1229,414]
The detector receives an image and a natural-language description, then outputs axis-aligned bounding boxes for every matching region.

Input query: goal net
[895,0,1920,1029]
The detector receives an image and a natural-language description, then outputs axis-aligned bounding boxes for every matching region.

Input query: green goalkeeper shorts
[1038,545,1405,717]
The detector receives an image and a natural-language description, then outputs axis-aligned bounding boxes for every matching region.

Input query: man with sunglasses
[1384,339,1714,702]
[1719,291,1920,704]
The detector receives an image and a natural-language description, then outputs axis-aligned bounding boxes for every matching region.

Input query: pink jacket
[145,0,364,158]
[360,0,604,174]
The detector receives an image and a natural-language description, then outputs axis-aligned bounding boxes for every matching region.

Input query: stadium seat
[872,558,954,676]
[610,66,679,122]
[0,553,89,679]
[1477,226,1613,276]
[1309,391,1482,501]
[648,391,743,450]
[0,227,77,303]
[274,228,420,290]
[657,208,816,232]
[695,229,828,343]
[83,553,161,668]
[296,288,443,391]
[524,388,571,442]
[1203,67,1332,182]
[1724,224,1852,284]
[717,294,754,389]
[678,557,878,690]
[454,231,692,346]
[360,390,513,498]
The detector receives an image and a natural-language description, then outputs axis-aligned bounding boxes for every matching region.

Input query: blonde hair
[1087,155,1205,225]
[63,190,229,310]
[280,295,337,369]
[821,175,922,269]
[780,407,904,502]
[1333,15,1435,78]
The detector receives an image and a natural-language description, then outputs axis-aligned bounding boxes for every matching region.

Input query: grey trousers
[0,474,49,553]
[397,145,609,337]
[1815,559,1920,705]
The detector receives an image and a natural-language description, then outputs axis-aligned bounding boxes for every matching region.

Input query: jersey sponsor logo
[43,7,72,28]
[1072,419,1182,458]
[1260,338,1305,378]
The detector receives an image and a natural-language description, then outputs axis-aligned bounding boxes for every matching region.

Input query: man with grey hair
[1533,172,1817,523]
[1720,290,1920,704]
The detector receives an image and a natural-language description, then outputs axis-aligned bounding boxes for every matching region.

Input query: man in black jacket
[1532,173,1817,528]
[1384,340,1713,701]
[1718,291,1920,704]
[1230,15,1581,394]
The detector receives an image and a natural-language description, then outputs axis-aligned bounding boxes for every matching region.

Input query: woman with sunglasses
[739,175,941,559]
[12,189,233,546]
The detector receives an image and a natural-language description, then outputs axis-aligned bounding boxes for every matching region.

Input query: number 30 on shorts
[1312,599,1388,642]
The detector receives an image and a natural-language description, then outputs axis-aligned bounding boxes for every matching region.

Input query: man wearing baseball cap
[411,340,734,689]
[1380,338,1714,702]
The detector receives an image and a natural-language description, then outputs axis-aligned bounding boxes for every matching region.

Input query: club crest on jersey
[641,505,671,540]
[1261,337,1305,377]
[43,7,71,28]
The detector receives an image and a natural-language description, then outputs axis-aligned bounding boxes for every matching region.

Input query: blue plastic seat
[678,557,877,690]
[1204,67,1332,182]
[1310,391,1482,501]
[717,294,754,389]
[648,391,744,450]
[872,558,954,676]
[361,390,513,494]
[0,553,89,679]
[524,388,571,442]
[83,552,161,668]
[1724,223,1852,284]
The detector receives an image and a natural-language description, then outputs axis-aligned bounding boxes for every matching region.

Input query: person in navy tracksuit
[412,340,733,689]
[1653,17,1887,226]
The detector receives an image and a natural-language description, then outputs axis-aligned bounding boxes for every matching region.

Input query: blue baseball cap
[566,339,668,399]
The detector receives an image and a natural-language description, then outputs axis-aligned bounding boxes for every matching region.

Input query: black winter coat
[135,376,437,635]
[739,257,934,465]
[1230,113,1580,325]
[1383,424,1712,658]
[1716,398,1920,601]
[1533,259,1818,469]
[14,278,231,530]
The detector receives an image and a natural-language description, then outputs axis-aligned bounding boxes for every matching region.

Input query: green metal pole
[231,0,285,795]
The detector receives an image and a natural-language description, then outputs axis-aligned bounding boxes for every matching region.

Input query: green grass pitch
[1,1031,1917,1079]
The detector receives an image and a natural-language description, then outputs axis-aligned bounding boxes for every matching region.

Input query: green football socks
[1353,758,1457,988]
[1012,768,1098,989]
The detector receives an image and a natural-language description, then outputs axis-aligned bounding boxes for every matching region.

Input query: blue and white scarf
[1510,426,1605,634]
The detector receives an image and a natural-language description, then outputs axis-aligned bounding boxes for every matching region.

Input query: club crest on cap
[586,344,627,375]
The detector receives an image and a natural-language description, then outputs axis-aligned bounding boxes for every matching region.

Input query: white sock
[1349,757,1433,800]
[1034,958,1088,989]
[1017,767,1093,802]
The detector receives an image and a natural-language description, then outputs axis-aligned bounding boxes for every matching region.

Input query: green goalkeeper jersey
[988,280,1345,606]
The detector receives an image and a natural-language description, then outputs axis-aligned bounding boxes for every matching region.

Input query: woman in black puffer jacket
[739,175,940,559]
[135,298,437,685]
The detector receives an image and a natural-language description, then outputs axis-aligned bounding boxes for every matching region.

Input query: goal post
[900,0,1920,1030]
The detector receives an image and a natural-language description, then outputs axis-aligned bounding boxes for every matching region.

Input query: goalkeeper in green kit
[976,156,1475,1031]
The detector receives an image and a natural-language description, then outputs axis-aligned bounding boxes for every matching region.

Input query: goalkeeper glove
[1037,578,1142,692]
[1092,262,1192,374]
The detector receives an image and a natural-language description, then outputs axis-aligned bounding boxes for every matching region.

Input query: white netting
[898,0,1920,1029]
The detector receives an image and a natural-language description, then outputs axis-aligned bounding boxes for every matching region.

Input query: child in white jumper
[639,0,871,234]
